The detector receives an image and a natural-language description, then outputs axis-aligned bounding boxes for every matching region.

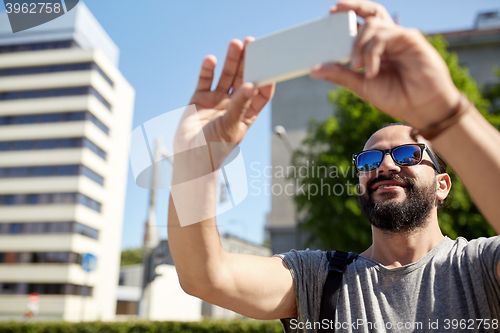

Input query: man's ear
[436,173,452,201]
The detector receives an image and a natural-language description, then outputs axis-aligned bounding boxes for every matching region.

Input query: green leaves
[0,320,283,333]
[120,248,143,266]
[291,34,498,252]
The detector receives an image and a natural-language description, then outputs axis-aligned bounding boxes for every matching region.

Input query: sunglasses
[352,143,442,173]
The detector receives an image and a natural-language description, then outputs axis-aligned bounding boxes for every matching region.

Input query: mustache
[367,174,415,193]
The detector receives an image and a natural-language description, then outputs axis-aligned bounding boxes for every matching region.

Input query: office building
[0,3,135,321]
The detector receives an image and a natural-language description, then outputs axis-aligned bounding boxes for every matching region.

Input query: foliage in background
[484,68,500,122]
[0,320,282,333]
[291,35,498,253]
[120,247,143,266]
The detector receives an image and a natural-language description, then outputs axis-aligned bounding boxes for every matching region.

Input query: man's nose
[378,153,401,174]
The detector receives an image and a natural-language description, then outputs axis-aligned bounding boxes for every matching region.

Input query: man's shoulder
[274,248,328,269]
[452,235,500,252]
[454,235,500,258]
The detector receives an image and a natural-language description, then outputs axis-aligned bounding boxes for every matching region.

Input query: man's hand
[169,38,295,320]
[311,0,461,131]
[174,38,274,156]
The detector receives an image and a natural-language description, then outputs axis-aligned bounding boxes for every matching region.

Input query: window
[0,283,17,294]
[0,192,101,212]
[18,253,33,264]
[83,139,107,160]
[0,222,98,240]
[0,138,107,160]
[0,112,109,135]
[56,165,78,176]
[32,166,52,177]
[74,223,99,240]
[5,253,16,264]
[24,223,44,234]
[0,63,90,77]
[0,224,8,234]
[27,194,38,204]
[0,86,111,111]
[91,63,114,87]
[4,195,15,205]
[44,284,64,295]
[116,301,139,315]
[85,112,110,134]
[77,194,102,212]
[0,41,77,54]
[80,166,104,185]
[89,88,112,110]
[10,223,22,234]
[10,167,28,177]
[118,272,125,286]
[0,62,113,88]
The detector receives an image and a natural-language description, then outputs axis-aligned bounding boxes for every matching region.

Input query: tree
[120,247,143,266]
[291,35,498,253]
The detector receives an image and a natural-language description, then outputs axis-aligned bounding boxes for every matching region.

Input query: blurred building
[267,10,500,255]
[0,3,134,321]
[116,235,272,321]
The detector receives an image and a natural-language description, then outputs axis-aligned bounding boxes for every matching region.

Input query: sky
[3,0,498,250]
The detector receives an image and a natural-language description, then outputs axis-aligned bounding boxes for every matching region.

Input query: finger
[216,39,244,94]
[363,31,387,79]
[332,0,392,21]
[233,36,255,92]
[351,18,382,70]
[247,83,275,118]
[222,82,258,133]
[195,55,217,92]
[310,63,365,94]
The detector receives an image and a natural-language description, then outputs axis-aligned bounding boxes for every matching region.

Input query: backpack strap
[318,250,358,332]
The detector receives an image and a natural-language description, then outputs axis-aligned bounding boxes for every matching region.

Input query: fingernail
[243,83,256,98]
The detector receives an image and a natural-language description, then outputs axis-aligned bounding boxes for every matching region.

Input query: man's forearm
[433,105,500,231]
[167,170,226,297]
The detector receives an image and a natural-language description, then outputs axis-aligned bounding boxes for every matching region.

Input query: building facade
[0,4,134,321]
[267,11,500,255]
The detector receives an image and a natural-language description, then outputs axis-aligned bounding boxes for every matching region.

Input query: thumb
[222,82,257,133]
[311,63,365,93]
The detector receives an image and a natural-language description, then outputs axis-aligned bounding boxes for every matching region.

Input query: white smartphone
[244,11,357,87]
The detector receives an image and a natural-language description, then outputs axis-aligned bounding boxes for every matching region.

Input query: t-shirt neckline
[357,236,453,275]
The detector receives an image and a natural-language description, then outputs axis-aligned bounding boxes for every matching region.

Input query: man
[168,0,500,331]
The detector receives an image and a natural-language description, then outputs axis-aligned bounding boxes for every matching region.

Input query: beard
[358,174,437,233]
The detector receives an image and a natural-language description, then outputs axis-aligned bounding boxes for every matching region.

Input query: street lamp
[274,125,294,154]
[139,137,173,319]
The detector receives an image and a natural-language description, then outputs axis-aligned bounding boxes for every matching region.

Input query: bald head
[365,124,419,150]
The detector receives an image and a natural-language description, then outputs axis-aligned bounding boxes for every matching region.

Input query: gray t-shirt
[277,236,500,332]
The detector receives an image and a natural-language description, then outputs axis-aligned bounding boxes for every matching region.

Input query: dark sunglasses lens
[357,151,383,171]
[393,145,422,166]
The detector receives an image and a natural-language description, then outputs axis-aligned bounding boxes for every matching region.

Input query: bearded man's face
[358,173,437,232]
[357,126,441,233]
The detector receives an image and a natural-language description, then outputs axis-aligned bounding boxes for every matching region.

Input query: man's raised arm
[167,38,296,320]
[311,0,500,232]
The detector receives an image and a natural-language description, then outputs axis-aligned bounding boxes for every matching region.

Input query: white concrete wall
[148,265,203,321]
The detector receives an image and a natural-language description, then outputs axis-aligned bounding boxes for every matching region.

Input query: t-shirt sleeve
[274,249,329,333]
[465,236,500,316]
[468,236,500,284]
